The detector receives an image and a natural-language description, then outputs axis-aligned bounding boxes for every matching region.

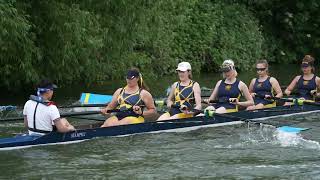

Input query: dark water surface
[0,64,320,179]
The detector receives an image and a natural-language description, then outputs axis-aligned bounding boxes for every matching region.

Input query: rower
[246,59,283,110]
[101,68,156,127]
[284,55,320,102]
[205,59,253,113]
[157,62,201,120]
[23,79,75,135]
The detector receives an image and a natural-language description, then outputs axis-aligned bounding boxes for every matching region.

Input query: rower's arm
[54,118,75,133]
[103,88,121,113]
[285,76,299,96]
[208,80,221,101]
[166,83,176,107]
[270,77,283,98]
[193,82,202,110]
[238,81,254,107]
[248,78,255,94]
[141,90,156,116]
[315,77,320,97]
[23,116,28,128]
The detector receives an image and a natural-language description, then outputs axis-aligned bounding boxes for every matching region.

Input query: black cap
[126,69,140,80]
[37,79,58,89]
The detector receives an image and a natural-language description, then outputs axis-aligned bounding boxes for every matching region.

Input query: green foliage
[236,0,320,63]
[0,1,39,89]
[174,1,264,71]
[0,0,319,91]
[25,1,104,85]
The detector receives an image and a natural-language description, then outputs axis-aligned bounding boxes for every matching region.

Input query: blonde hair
[188,71,192,79]
[222,59,237,79]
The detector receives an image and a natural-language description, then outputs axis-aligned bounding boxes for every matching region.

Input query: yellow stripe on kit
[84,93,91,104]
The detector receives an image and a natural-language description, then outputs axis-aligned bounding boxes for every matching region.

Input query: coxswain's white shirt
[23,100,60,135]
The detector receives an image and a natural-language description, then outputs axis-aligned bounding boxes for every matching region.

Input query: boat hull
[0,104,319,150]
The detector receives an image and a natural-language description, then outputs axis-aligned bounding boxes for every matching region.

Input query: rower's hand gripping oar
[170,105,203,116]
[266,96,320,106]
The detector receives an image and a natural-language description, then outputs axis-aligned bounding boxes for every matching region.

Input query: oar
[0,111,102,122]
[155,99,220,107]
[58,103,108,108]
[0,105,17,111]
[168,104,309,134]
[0,103,109,112]
[265,96,320,106]
[205,110,310,133]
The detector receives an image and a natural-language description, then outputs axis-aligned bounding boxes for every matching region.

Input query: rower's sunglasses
[256,68,266,71]
[301,63,311,68]
[176,70,188,73]
[220,68,232,73]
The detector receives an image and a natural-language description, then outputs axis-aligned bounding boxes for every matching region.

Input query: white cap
[221,59,235,70]
[176,62,192,71]
[222,59,235,67]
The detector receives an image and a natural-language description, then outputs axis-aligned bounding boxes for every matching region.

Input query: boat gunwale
[0,104,320,150]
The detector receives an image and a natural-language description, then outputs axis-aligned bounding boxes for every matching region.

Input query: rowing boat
[0,104,319,150]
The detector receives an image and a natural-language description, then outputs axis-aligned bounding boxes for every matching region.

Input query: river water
[0,64,320,179]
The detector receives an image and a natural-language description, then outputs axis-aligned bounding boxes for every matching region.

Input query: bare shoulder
[239,80,247,86]
[141,89,153,98]
[239,80,249,89]
[115,88,123,93]
[216,80,222,86]
[172,82,178,88]
[316,76,320,82]
[269,77,279,83]
[193,81,200,88]
[294,75,301,81]
[249,78,256,85]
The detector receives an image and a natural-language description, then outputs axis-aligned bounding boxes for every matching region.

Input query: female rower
[157,62,202,120]
[284,55,320,101]
[101,68,156,127]
[205,60,253,113]
[246,59,283,110]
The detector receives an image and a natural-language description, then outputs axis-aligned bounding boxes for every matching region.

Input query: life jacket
[28,95,55,134]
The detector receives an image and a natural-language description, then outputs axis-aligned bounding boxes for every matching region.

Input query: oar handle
[170,105,203,115]
[201,99,239,104]
[59,103,108,108]
[0,110,103,122]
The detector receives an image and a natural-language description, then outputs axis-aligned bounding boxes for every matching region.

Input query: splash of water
[275,130,320,149]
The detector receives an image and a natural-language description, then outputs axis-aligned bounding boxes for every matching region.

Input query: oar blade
[277,126,310,133]
[79,93,113,104]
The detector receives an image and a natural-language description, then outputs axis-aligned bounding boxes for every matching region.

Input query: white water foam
[275,130,320,149]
